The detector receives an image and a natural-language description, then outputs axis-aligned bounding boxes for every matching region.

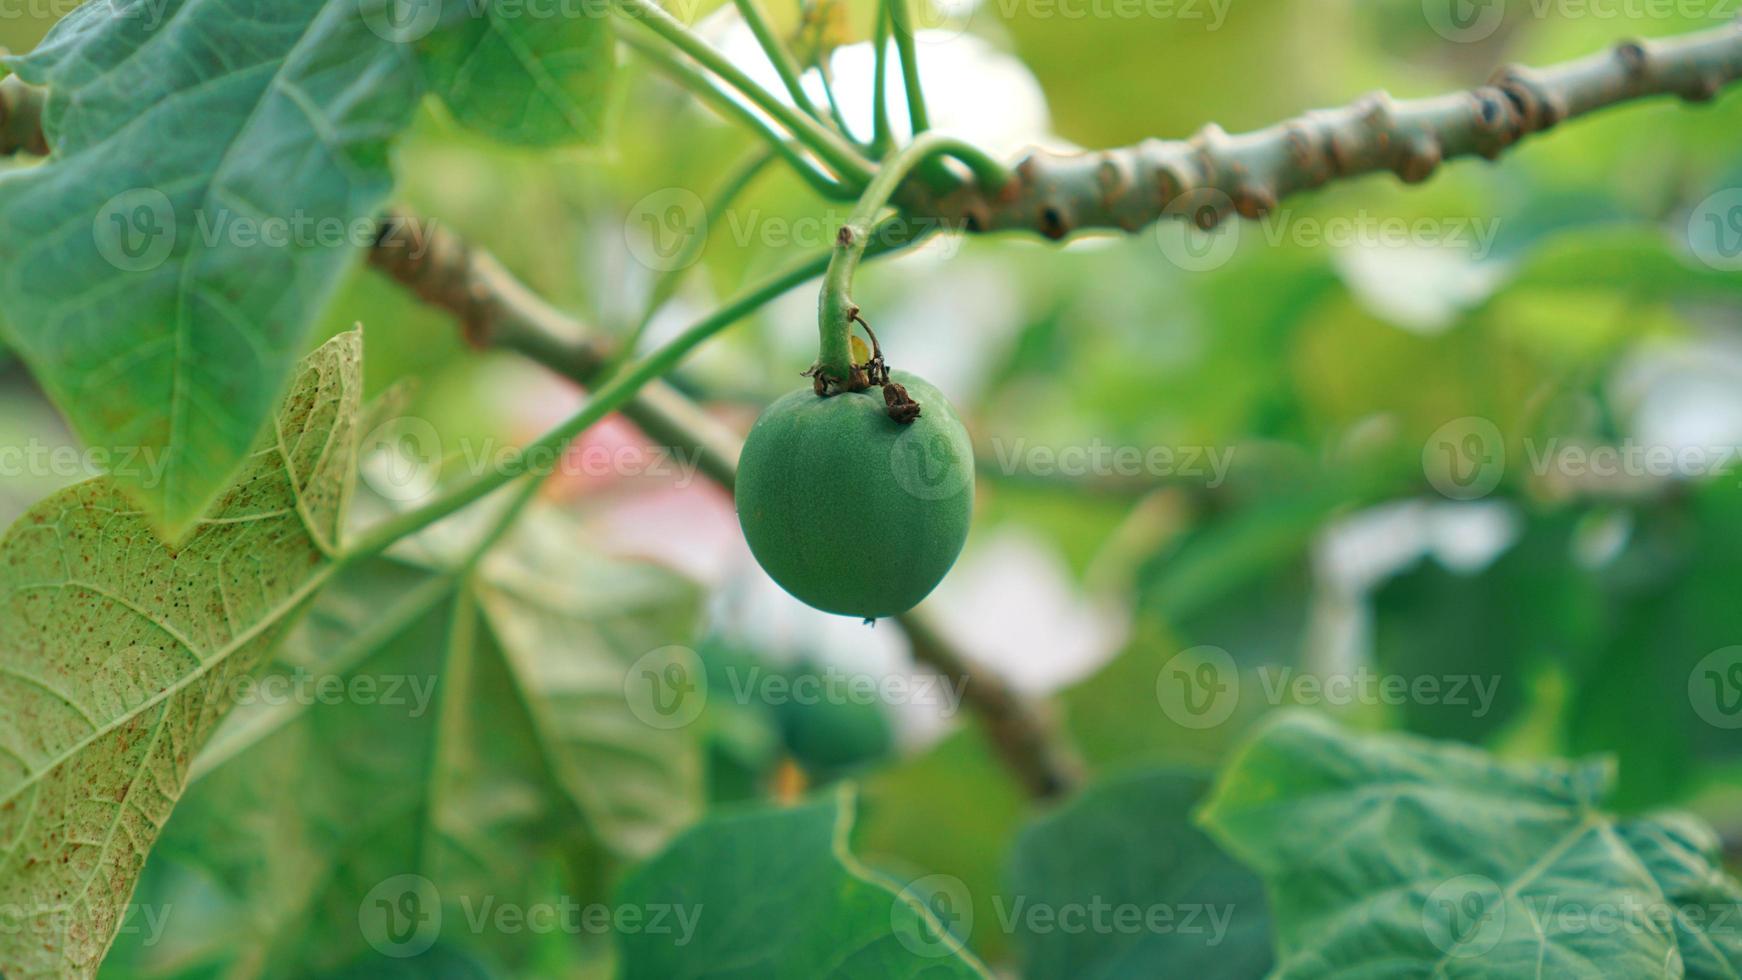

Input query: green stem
[613,0,874,185]
[869,2,895,155]
[814,133,1008,386]
[733,0,829,127]
[814,59,857,146]
[884,0,930,135]
[348,232,924,564]
[454,471,549,578]
[623,34,854,200]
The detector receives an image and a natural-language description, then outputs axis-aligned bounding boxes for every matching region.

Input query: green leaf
[856,728,1028,963]
[0,0,421,538]
[1370,516,1599,745]
[110,559,469,977]
[1006,767,1272,980]
[106,510,705,976]
[1201,712,1742,979]
[472,511,704,858]
[1568,486,1742,807]
[615,788,990,979]
[0,329,365,979]
[420,0,614,146]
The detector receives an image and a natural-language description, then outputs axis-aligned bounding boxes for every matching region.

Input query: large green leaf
[1370,516,1600,746]
[1201,712,1742,979]
[615,788,990,979]
[1006,767,1272,980]
[420,0,614,146]
[103,510,705,976]
[857,728,1028,964]
[0,0,421,538]
[473,515,703,859]
[1569,486,1742,807]
[0,329,365,979]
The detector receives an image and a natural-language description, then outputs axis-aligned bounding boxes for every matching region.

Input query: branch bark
[370,212,1084,800]
[0,75,47,157]
[901,22,1742,237]
[5,23,1739,236]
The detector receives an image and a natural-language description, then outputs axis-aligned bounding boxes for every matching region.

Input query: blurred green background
[4,0,1742,974]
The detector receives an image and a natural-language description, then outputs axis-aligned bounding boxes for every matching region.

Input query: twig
[904,22,1742,237]
[0,75,47,157]
[368,211,1084,799]
[732,0,830,128]
[6,24,1739,239]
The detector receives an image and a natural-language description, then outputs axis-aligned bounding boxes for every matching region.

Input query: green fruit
[736,371,974,619]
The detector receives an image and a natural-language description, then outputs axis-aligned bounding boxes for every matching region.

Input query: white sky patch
[709,20,1053,157]
[1334,244,1508,336]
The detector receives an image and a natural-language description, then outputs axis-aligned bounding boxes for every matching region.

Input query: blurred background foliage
[5,0,1742,974]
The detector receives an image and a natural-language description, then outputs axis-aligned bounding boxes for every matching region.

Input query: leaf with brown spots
[0,329,364,979]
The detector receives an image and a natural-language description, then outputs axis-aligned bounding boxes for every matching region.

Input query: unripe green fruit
[736,371,974,619]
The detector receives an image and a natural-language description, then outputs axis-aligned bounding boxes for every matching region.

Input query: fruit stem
[815,133,1009,392]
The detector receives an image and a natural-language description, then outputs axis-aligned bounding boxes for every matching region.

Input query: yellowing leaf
[0,330,364,979]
